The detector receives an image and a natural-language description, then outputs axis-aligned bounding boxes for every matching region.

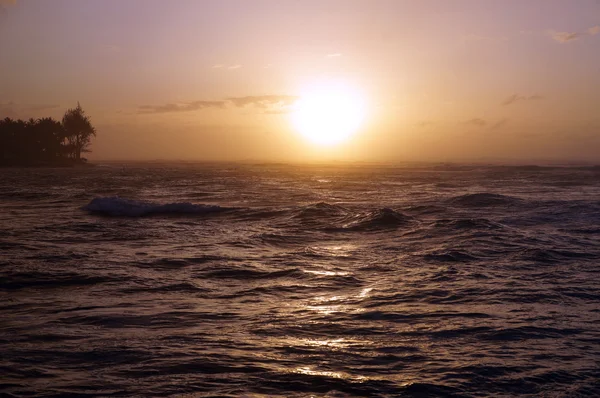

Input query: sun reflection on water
[305,244,357,257]
[279,243,377,385]
[302,269,350,277]
[294,366,368,383]
[302,337,372,349]
[295,366,344,379]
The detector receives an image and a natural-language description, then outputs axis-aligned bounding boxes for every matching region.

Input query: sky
[1,0,599,163]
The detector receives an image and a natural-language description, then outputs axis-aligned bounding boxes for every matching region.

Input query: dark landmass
[0,103,96,167]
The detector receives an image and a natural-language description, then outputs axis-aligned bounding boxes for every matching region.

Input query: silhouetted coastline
[0,103,96,167]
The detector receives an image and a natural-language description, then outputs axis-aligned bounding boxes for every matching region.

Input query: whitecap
[82,196,226,217]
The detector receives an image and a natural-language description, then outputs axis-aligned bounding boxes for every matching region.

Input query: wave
[423,250,478,263]
[82,196,229,217]
[1,271,119,290]
[404,204,447,215]
[433,218,506,231]
[201,267,302,280]
[447,193,521,207]
[514,248,599,264]
[563,227,600,234]
[295,202,349,219]
[339,208,414,231]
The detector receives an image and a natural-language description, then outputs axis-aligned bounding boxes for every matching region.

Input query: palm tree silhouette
[0,103,97,166]
[62,103,96,161]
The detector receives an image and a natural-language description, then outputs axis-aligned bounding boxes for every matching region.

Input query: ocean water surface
[1,163,600,397]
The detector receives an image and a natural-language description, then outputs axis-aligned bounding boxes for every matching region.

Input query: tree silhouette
[34,117,66,160]
[0,104,96,166]
[62,103,96,161]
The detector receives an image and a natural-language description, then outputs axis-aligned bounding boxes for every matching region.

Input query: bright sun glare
[291,81,367,146]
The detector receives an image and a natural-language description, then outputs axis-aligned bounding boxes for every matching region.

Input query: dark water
[1,163,600,397]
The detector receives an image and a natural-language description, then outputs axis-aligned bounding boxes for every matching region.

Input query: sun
[291,81,367,146]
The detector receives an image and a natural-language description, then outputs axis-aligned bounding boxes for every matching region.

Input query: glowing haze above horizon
[1,0,599,163]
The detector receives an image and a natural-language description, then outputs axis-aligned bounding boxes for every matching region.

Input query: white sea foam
[83,196,225,217]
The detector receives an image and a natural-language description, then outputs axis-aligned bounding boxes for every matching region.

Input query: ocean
[1,163,599,397]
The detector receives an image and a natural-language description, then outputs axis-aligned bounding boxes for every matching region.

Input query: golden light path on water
[273,243,428,388]
[278,243,377,382]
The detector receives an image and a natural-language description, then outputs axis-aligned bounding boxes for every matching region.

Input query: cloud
[464,118,487,127]
[228,95,299,114]
[137,101,226,114]
[548,25,600,42]
[227,95,298,108]
[462,118,510,131]
[502,94,544,106]
[212,64,224,69]
[490,118,509,131]
[326,53,342,58]
[551,31,580,43]
[227,64,241,70]
[138,95,298,115]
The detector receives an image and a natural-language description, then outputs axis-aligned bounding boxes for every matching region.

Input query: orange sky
[1,0,600,162]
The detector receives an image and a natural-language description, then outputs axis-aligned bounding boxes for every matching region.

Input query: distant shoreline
[0,159,94,168]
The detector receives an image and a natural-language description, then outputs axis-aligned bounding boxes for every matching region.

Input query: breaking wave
[82,196,228,217]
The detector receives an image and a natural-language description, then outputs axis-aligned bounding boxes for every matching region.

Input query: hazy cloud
[228,95,299,114]
[502,94,544,106]
[464,118,487,127]
[228,95,298,108]
[490,118,509,131]
[549,26,600,41]
[138,95,298,115]
[326,53,342,57]
[463,118,509,131]
[138,101,226,114]
[552,31,580,43]
[227,64,241,70]
[212,64,224,69]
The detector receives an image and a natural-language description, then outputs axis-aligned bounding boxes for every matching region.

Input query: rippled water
[1,163,600,397]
